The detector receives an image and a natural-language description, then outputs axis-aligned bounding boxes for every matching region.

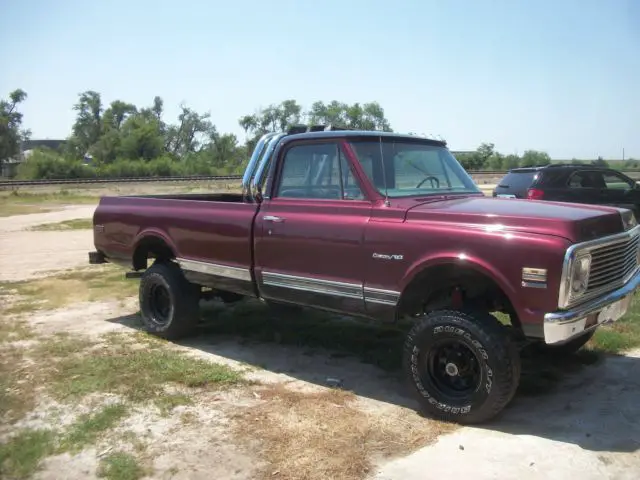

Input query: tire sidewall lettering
[409,320,493,415]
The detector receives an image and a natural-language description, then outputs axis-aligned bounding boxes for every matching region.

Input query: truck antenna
[379,135,390,207]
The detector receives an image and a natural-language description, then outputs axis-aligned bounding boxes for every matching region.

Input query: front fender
[400,252,519,310]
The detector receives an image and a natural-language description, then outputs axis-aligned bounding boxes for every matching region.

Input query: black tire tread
[138,261,200,340]
[403,309,521,424]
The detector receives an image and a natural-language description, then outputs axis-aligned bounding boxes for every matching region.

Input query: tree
[307,100,392,131]
[165,105,214,157]
[117,115,165,161]
[0,89,29,162]
[520,150,551,167]
[68,90,103,158]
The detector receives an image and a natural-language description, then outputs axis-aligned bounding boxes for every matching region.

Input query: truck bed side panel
[93,196,259,296]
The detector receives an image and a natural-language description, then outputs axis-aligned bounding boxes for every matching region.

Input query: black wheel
[139,261,200,339]
[537,330,595,356]
[403,309,521,424]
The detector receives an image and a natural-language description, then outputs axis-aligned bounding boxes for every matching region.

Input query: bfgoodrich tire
[403,309,521,424]
[139,261,200,340]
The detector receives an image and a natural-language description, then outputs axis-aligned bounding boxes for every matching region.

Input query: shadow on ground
[106,298,640,454]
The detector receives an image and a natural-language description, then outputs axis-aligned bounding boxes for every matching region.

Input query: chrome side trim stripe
[262,271,363,300]
[177,258,252,282]
[175,261,402,307]
[364,286,401,306]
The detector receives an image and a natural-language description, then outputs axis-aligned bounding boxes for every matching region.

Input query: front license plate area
[597,295,632,325]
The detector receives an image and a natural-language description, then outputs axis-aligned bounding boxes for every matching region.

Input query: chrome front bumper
[543,268,640,344]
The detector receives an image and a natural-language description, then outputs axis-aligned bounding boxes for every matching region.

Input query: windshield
[348,139,481,198]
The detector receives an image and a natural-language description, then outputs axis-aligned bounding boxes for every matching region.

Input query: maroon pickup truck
[89,125,640,424]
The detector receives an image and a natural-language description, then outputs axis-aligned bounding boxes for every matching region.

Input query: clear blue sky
[1,0,638,159]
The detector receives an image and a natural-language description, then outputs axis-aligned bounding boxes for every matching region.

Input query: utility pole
[623,147,625,162]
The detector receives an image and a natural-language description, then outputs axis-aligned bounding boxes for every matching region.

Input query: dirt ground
[1,202,640,479]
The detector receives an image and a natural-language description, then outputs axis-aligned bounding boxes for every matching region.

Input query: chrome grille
[585,231,640,300]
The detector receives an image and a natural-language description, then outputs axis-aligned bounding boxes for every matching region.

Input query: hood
[404,196,629,242]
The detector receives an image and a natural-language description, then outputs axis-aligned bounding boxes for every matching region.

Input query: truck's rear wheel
[403,309,521,424]
[139,261,200,340]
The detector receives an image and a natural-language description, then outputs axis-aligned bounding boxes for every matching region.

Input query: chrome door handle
[263,215,285,223]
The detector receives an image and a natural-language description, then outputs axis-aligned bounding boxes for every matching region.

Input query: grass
[27,218,93,231]
[0,190,98,217]
[0,265,138,314]
[0,327,245,478]
[0,429,56,479]
[0,189,100,205]
[0,204,52,217]
[233,383,454,480]
[588,296,640,353]
[0,406,132,479]
[97,452,147,480]
[58,404,129,453]
[50,342,244,403]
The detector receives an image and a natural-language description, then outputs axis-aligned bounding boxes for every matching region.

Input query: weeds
[27,218,93,231]
[97,452,147,480]
[0,265,137,314]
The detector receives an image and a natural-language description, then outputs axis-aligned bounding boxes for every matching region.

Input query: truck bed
[92,193,260,296]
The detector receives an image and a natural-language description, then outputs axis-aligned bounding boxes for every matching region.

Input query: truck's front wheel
[403,309,521,424]
[138,261,200,340]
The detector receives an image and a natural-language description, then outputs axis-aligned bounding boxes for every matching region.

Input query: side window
[568,171,599,188]
[602,172,633,190]
[276,143,364,200]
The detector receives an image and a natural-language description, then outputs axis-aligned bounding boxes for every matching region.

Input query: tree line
[1,89,637,179]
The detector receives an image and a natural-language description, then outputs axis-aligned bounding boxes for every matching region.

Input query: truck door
[254,140,372,316]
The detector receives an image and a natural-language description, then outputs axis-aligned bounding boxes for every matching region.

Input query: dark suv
[492,164,640,218]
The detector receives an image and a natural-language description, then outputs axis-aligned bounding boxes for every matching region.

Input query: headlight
[569,254,591,298]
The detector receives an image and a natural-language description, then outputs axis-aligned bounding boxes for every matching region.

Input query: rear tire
[138,261,200,340]
[403,309,521,424]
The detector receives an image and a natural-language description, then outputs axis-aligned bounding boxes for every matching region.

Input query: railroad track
[2,170,639,188]
[0,171,515,188]
[0,175,243,187]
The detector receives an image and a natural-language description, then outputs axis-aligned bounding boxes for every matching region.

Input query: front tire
[138,261,200,340]
[403,309,521,424]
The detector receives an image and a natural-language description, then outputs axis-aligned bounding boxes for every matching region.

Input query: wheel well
[397,264,521,331]
[133,236,175,270]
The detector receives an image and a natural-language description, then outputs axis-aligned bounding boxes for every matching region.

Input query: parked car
[89,126,640,424]
[492,164,640,219]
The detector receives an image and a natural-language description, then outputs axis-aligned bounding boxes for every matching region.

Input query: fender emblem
[373,253,404,261]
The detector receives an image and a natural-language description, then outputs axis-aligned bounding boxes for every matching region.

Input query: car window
[349,139,480,197]
[602,172,634,190]
[497,171,538,189]
[567,171,601,188]
[276,143,364,200]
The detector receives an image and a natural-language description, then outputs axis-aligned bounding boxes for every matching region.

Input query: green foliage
[17,148,95,180]
[0,89,30,162]
[6,88,634,179]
